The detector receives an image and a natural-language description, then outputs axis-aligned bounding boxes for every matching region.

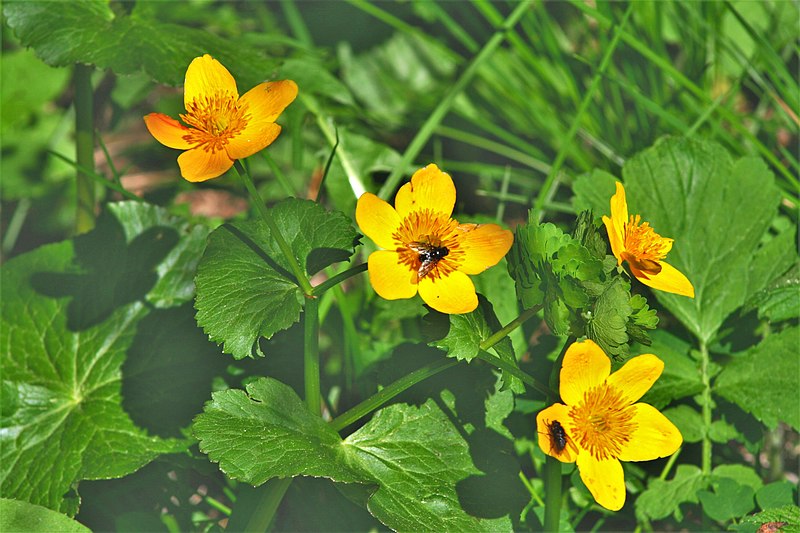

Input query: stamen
[623,215,673,263]
[392,209,464,281]
[569,384,637,461]
[180,92,250,152]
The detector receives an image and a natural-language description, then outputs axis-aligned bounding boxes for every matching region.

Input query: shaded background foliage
[1,1,798,532]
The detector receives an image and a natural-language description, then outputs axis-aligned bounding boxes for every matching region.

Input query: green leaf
[3,1,280,88]
[2,203,197,513]
[635,464,705,522]
[194,378,514,531]
[639,330,703,409]
[663,405,704,443]
[623,137,783,344]
[585,276,632,358]
[193,378,364,485]
[714,326,800,429]
[698,477,755,523]
[571,169,617,215]
[194,198,358,359]
[427,296,523,393]
[712,464,763,492]
[105,203,210,309]
[756,482,797,510]
[739,505,800,533]
[746,264,800,322]
[0,498,90,533]
[345,399,513,532]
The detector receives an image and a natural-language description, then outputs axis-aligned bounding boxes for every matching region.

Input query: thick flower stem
[234,161,314,295]
[311,263,368,296]
[374,0,534,200]
[543,455,563,532]
[699,341,712,475]
[74,63,95,234]
[329,358,458,432]
[304,296,321,415]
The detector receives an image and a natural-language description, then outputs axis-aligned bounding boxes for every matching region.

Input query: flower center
[622,215,672,272]
[392,209,463,283]
[181,92,250,153]
[568,384,637,461]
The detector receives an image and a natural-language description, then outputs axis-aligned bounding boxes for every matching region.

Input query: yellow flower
[355,164,513,314]
[144,54,297,182]
[536,339,682,511]
[602,181,694,298]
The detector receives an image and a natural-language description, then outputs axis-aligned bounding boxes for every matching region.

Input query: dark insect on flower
[409,241,449,281]
[545,419,569,454]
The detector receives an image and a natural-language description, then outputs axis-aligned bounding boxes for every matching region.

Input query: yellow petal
[417,270,477,314]
[356,193,402,250]
[630,260,695,298]
[576,454,626,511]
[617,403,682,462]
[367,250,417,300]
[239,80,298,122]
[602,214,624,265]
[606,353,663,404]
[609,181,628,227]
[184,54,238,110]
[536,404,578,463]
[177,147,234,182]
[456,223,514,275]
[394,164,456,219]
[226,123,281,160]
[559,339,611,406]
[227,80,298,159]
[143,113,195,149]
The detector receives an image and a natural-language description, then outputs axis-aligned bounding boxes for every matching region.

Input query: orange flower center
[568,384,637,461]
[391,209,464,283]
[181,93,250,153]
[622,215,672,272]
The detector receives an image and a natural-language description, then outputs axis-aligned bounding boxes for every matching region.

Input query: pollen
[569,384,637,461]
[623,215,673,262]
[180,92,250,152]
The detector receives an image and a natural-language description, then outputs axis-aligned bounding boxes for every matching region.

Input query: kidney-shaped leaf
[194,198,358,359]
[0,243,184,514]
[193,378,512,532]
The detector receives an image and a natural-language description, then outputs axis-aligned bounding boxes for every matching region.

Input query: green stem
[304,297,321,415]
[543,337,573,532]
[234,160,313,295]
[543,455,563,532]
[311,263,368,296]
[330,358,458,432]
[74,63,95,234]
[699,341,712,475]
[480,305,541,351]
[477,350,553,397]
[533,4,633,220]
[226,479,292,532]
[377,0,534,200]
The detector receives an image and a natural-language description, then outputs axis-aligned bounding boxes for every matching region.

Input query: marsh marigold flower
[144,54,297,182]
[602,181,694,297]
[537,339,682,511]
[355,164,513,314]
